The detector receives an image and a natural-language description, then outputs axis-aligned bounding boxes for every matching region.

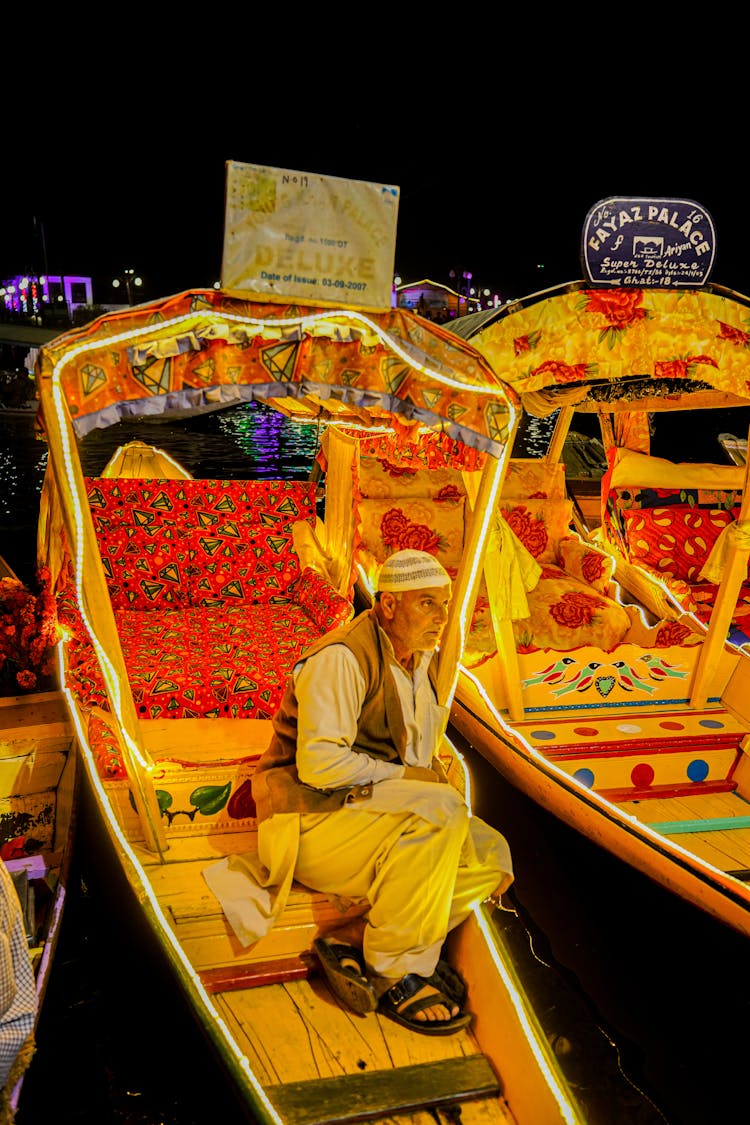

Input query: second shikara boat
[0,556,77,1119]
[32,287,596,1125]
[443,279,750,944]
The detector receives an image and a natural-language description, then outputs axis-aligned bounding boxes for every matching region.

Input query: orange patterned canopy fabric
[36,289,517,457]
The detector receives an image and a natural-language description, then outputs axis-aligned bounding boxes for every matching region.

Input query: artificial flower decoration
[0,566,60,693]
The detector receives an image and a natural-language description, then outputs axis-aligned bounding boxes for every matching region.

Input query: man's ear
[379,591,397,619]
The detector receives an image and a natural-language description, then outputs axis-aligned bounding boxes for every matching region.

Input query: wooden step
[266,1055,501,1125]
[513,707,746,798]
[200,952,315,993]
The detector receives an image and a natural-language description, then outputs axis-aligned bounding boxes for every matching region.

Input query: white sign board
[222,161,400,309]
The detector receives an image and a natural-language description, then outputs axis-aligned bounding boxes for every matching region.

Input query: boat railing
[37,388,167,855]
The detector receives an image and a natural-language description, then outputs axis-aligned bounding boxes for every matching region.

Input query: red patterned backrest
[621,505,742,582]
[187,480,317,605]
[86,478,318,609]
[86,478,193,610]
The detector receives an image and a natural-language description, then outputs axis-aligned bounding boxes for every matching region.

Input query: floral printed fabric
[557,536,614,593]
[357,498,467,571]
[498,500,574,566]
[357,456,467,501]
[513,567,631,653]
[468,286,750,404]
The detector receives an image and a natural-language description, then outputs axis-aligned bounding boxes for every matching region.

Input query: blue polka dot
[687,759,709,782]
[699,719,725,729]
[530,729,556,740]
[573,768,595,788]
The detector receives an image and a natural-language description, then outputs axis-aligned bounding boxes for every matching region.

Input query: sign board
[582,197,715,287]
[221,161,400,309]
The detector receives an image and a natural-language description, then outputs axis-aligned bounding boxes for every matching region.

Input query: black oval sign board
[582,197,715,287]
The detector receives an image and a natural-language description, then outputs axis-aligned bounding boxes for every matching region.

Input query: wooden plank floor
[132,830,514,1124]
[619,790,750,872]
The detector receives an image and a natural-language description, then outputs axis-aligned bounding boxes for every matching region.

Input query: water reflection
[1,401,323,584]
[80,400,322,480]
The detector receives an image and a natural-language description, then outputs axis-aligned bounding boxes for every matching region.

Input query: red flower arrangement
[0,567,60,694]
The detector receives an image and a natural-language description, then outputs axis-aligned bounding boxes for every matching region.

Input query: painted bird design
[522,656,577,688]
[552,661,602,697]
[640,654,687,680]
[611,660,656,694]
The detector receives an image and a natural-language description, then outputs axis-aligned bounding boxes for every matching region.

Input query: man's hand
[402,765,440,783]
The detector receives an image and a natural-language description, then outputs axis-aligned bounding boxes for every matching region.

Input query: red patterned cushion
[291,567,353,633]
[86,479,193,610]
[622,505,738,582]
[188,480,317,604]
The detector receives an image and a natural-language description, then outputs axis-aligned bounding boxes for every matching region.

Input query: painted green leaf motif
[190,783,231,816]
[156,789,173,814]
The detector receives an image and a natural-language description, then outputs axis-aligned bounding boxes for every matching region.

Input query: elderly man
[206,549,513,1034]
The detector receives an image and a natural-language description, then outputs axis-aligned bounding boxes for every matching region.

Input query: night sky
[3,33,748,306]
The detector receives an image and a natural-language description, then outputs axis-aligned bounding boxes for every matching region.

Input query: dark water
[3,400,750,1124]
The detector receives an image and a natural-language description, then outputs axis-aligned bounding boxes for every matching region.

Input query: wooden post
[546,404,574,469]
[436,453,509,708]
[37,381,167,856]
[690,425,750,708]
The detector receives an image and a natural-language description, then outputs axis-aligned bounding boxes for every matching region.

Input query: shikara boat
[32,288,591,1125]
[0,555,76,1118]
[718,431,747,466]
[437,280,750,943]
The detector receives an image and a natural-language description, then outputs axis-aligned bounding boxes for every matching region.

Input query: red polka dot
[573,727,599,736]
[631,763,655,787]
[658,721,685,730]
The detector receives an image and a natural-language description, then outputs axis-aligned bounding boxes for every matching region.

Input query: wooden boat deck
[126,831,513,1124]
[76,709,532,1125]
[620,789,750,876]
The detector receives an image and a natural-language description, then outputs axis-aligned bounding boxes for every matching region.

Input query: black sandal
[431,959,467,1008]
[313,938,377,1014]
[378,973,472,1036]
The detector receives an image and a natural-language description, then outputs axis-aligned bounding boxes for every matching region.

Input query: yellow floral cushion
[501,459,567,500]
[358,457,466,501]
[499,500,574,565]
[357,497,466,570]
[557,535,614,593]
[513,569,631,652]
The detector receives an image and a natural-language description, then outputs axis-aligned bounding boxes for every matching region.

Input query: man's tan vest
[251,609,439,822]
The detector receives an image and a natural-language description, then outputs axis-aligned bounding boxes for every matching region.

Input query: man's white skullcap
[377,550,451,592]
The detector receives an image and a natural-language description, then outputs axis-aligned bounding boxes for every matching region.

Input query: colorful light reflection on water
[1,400,322,583]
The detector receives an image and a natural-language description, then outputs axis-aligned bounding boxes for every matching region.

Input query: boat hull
[451,678,750,941]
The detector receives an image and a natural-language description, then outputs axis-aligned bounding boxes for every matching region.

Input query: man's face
[384,585,451,654]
